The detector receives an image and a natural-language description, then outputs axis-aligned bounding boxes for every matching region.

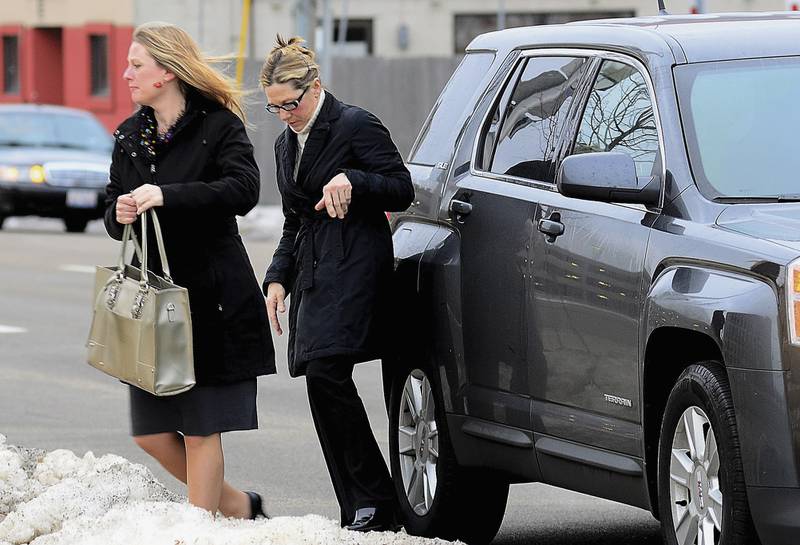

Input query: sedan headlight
[0,164,47,183]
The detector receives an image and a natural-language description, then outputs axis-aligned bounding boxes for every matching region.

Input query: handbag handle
[137,209,173,284]
[109,209,173,319]
[116,209,172,283]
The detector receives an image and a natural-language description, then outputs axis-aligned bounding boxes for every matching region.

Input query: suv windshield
[0,111,113,153]
[676,57,800,200]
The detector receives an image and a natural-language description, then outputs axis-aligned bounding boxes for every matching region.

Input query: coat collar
[114,87,216,156]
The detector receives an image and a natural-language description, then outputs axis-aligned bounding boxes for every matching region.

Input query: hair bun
[261,34,320,88]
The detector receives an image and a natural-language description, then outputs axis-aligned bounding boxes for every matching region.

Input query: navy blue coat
[263,93,413,376]
[104,90,276,385]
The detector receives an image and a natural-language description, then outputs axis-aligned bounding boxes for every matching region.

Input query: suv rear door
[530,54,663,458]
[448,52,592,430]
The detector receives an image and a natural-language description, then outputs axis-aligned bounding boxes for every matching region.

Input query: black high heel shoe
[245,491,270,519]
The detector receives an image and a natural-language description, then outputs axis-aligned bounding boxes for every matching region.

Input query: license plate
[66,189,98,209]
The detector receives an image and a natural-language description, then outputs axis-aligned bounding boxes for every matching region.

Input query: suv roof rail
[658,0,670,15]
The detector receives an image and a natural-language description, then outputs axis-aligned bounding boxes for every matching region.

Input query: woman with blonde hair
[104,21,274,518]
[261,36,413,532]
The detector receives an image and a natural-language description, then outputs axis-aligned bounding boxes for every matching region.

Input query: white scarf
[293,89,327,179]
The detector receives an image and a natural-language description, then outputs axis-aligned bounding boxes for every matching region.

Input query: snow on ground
[0,435,459,545]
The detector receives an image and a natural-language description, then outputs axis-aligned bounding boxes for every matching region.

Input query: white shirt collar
[292,89,326,136]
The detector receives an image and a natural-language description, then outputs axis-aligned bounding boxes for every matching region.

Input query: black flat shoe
[245,491,270,519]
[346,507,399,532]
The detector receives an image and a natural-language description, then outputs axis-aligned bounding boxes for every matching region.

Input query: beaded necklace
[138,106,186,158]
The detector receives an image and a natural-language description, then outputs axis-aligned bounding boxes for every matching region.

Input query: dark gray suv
[388,12,800,545]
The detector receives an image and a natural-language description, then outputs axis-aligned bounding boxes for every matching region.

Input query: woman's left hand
[131,184,164,214]
[315,173,352,219]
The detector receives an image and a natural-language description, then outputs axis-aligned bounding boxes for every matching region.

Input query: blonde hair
[133,22,246,121]
[259,35,320,90]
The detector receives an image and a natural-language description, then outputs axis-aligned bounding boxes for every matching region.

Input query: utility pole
[295,0,316,45]
[320,0,333,84]
[235,0,251,87]
[497,0,506,30]
[338,0,349,46]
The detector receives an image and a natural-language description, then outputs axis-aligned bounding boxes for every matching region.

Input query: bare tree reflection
[489,57,590,182]
[574,61,658,177]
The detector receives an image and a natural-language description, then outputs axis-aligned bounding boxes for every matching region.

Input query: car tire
[0,215,5,230]
[657,361,759,545]
[388,364,509,545]
[64,216,89,233]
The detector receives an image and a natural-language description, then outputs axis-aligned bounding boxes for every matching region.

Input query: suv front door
[530,55,662,458]
[451,53,591,430]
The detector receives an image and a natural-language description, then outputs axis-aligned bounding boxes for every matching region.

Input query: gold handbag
[86,209,195,396]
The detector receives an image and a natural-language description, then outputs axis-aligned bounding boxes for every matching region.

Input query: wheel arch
[642,262,798,516]
[642,327,724,517]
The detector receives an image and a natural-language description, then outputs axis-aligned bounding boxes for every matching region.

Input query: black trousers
[305,356,396,526]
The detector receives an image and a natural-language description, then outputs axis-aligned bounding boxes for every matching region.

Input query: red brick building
[0,2,135,132]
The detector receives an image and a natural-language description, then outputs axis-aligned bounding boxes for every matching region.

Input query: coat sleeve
[341,109,414,212]
[263,139,300,295]
[160,112,260,216]
[103,141,125,241]
[262,202,300,295]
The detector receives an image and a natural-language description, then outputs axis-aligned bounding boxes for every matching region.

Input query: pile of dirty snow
[0,435,458,545]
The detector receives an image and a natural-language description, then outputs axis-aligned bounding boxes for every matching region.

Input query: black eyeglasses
[265,86,309,114]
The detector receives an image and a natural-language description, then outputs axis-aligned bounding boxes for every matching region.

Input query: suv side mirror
[557,152,660,205]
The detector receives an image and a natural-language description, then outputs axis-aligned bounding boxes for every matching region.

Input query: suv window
[675,57,800,199]
[485,56,589,183]
[409,52,495,166]
[573,60,659,177]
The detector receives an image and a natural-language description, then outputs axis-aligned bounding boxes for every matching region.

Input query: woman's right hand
[116,194,138,224]
[265,282,286,336]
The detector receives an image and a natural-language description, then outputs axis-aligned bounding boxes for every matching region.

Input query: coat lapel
[277,130,311,205]
[295,94,344,189]
[116,124,152,186]
[281,128,298,184]
[295,121,330,186]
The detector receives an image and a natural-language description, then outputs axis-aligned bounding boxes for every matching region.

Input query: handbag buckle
[131,284,149,319]
[105,276,123,310]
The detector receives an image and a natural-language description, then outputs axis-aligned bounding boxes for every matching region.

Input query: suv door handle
[538,216,564,242]
[450,199,473,221]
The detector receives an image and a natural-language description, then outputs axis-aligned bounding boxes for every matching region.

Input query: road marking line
[0,325,27,334]
[59,265,96,274]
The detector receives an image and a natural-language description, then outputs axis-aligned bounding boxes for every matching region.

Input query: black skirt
[129,379,258,437]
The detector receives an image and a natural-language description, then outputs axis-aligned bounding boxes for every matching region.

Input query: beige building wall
[336,0,789,57]
[0,0,134,26]
[0,0,792,57]
[126,0,795,60]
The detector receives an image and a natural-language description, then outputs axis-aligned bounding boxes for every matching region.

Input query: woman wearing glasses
[260,36,413,532]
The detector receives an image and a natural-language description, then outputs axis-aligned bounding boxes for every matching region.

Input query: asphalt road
[0,217,663,544]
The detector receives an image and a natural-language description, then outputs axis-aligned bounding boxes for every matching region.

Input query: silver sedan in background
[0,104,113,233]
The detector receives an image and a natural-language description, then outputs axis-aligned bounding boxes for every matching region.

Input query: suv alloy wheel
[388,365,509,544]
[657,362,759,545]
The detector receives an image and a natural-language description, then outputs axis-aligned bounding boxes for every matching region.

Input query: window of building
[2,35,20,94]
[572,60,659,178]
[484,56,590,183]
[332,19,373,56]
[90,34,109,96]
[454,12,635,54]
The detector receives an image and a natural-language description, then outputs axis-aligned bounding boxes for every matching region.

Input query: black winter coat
[104,90,275,385]
[263,93,413,377]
